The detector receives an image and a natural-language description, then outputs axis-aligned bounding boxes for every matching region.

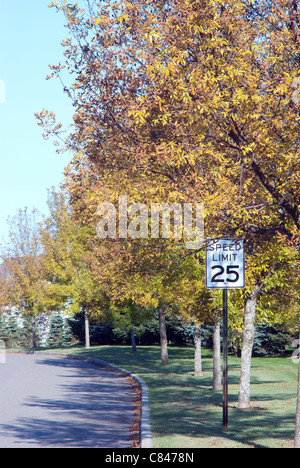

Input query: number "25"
[211,265,240,283]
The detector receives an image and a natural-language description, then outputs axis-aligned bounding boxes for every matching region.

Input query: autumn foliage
[17,0,300,446]
[37,0,299,251]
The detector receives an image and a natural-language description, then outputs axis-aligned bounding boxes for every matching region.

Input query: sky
[0,1,75,241]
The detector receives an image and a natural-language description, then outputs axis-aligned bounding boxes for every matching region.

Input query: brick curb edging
[31,352,153,449]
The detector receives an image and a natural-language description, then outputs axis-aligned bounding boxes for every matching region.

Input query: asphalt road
[0,353,135,448]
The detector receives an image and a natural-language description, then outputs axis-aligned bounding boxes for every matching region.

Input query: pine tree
[0,310,20,349]
[47,311,73,348]
[47,312,64,348]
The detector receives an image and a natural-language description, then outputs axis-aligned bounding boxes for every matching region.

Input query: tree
[104,299,153,352]
[0,309,20,349]
[238,239,299,408]
[212,320,222,391]
[193,324,203,377]
[40,1,299,248]
[0,208,46,347]
[38,0,300,441]
[40,187,109,349]
[158,306,168,365]
[180,282,216,378]
[47,311,73,348]
[238,282,263,409]
[296,328,300,448]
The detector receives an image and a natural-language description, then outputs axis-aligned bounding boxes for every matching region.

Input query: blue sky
[0,1,74,241]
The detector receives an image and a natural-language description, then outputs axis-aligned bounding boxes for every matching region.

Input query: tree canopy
[38,0,300,254]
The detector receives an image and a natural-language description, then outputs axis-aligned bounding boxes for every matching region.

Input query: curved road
[0,353,135,448]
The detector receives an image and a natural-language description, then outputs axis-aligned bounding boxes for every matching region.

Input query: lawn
[53,345,298,448]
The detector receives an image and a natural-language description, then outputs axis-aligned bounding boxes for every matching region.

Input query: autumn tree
[104,299,153,353]
[0,208,45,347]
[238,239,298,408]
[38,0,300,442]
[40,187,110,348]
[39,1,299,246]
[83,224,203,363]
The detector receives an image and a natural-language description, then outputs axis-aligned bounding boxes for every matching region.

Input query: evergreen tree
[47,311,72,348]
[0,310,20,348]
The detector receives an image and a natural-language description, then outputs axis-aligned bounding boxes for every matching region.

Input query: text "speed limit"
[205,239,245,289]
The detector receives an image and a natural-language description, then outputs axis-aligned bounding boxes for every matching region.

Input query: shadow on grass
[148,374,296,448]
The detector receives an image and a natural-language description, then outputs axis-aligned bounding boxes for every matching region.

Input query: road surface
[0,353,135,448]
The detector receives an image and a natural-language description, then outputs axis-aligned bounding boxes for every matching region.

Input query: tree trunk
[159,308,168,365]
[85,310,90,349]
[238,283,261,409]
[294,315,300,448]
[130,328,137,353]
[32,316,37,349]
[194,324,203,376]
[295,352,300,448]
[213,321,222,391]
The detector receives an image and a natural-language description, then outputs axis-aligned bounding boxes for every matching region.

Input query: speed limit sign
[205,238,245,289]
[205,238,245,431]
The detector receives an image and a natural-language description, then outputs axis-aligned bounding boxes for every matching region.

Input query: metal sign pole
[223,288,228,431]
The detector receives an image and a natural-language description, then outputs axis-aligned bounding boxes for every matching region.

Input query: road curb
[83,356,153,449]
[33,351,153,449]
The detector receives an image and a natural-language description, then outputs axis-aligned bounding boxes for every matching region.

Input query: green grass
[51,345,298,448]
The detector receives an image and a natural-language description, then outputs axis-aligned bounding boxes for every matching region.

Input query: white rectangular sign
[205,238,245,289]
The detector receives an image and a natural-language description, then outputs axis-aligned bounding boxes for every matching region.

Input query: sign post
[222,288,228,431]
[205,238,245,431]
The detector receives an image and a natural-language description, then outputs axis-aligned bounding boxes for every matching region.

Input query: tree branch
[251,156,300,229]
